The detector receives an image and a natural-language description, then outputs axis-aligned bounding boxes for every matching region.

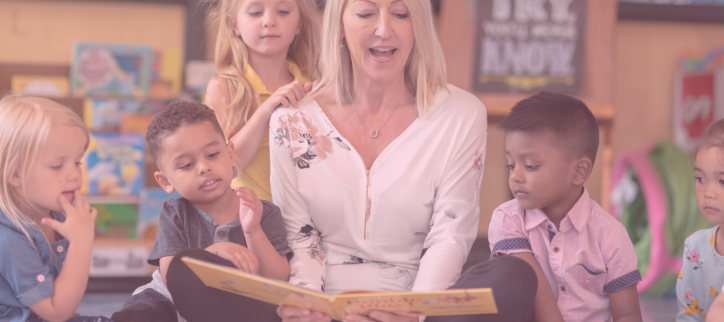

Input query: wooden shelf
[477,93,615,126]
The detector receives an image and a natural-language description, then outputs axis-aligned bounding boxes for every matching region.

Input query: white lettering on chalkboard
[481,39,575,76]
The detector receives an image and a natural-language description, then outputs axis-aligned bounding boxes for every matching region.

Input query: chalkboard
[472,0,587,94]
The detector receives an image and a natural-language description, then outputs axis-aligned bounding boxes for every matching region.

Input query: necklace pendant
[369,129,379,138]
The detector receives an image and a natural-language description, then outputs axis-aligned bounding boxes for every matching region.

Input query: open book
[182,257,498,320]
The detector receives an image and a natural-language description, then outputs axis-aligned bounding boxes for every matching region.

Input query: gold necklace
[351,95,405,139]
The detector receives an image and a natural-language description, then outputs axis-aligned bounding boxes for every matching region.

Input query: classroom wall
[0,1,186,64]
[613,20,724,158]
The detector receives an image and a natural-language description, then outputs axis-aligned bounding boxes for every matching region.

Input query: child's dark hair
[146,100,225,165]
[695,119,724,157]
[498,92,599,164]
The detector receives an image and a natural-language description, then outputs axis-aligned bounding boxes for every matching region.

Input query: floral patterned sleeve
[269,109,325,292]
[410,102,487,292]
[677,236,704,321]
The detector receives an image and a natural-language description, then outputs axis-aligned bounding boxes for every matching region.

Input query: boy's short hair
[146,100,225,166]
[498,92,599,164]
[695,119,724,156]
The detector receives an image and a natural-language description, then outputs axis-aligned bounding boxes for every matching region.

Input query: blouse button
[37,274,45,282]
[218,231,225,237]
[547,224,552,230]
[56,245,64,253]
[553,247,560,253]
[560,285,566,292]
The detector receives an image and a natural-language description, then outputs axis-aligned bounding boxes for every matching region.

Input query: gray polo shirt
[148,197,292,266]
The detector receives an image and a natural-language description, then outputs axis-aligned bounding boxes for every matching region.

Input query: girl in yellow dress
[205,0,320,201]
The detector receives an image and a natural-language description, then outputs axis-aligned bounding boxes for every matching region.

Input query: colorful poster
[472,0,586,93]
[674,69,724,152]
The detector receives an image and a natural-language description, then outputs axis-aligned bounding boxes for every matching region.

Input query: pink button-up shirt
[488,188,641,322]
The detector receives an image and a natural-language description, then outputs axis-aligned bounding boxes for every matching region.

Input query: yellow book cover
[11,75,69,97]
[182,257,498,320]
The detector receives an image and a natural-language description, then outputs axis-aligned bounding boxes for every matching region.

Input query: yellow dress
[230,61,308,202]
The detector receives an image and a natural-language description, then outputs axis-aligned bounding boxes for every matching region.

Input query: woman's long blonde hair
[0,95,90,250]
[310,0,448,115]
[209,0,320,139]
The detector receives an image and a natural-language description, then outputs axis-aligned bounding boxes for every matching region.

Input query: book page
[183,257,497,319]
[181,257,343,318]
[333,289,498,317]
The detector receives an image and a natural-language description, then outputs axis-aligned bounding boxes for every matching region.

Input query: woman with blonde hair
[271,0,537,321]
[205,0,320,202]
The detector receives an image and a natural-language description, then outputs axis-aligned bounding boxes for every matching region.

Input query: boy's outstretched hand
[205,242,259,275]
[235,187,263,235]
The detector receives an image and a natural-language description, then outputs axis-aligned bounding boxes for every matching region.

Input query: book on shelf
[83,98,166,132]
[70,43,153,98]
[182,257,498,320]
[92,201,138,239]
[150,48,183,98]
[11,74,69,97]
[137,188,182,240]
[82,133,145,196]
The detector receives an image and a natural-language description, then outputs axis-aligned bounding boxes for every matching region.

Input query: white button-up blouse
[269,85,487,294]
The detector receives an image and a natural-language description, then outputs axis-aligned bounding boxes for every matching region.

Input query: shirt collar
[524,208,549,231]
[244,60,308,96]
[568,187,591,232]
[193,204,240,228]
[524,187,591,232]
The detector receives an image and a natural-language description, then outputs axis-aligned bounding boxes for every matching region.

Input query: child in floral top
[676,119,724,321]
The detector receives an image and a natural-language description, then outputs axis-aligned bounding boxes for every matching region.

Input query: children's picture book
[88,196,139,239]
[185,60,216,94]
[82,133,145,195]
[83,98,166,132]
[91,245,150,277]
[137,188,182,240]
[11,74,69,97]
[121,113,157,135]
[150,48,183,98]
[182,257,498,320]
[70,43,153,98]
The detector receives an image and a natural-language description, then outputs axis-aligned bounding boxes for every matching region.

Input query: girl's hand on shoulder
[344,312,418,322]
[41,190,97,245]
[277,305,332,322]
[261,81,314,115]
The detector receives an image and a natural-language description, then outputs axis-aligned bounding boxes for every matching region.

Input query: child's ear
[227,141,236,164]
[154,171,175,194]
[571,157,593,186]
[8,171,22,188]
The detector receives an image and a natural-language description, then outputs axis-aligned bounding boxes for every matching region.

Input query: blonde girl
[0,95,106,322]
[205,0,320,201]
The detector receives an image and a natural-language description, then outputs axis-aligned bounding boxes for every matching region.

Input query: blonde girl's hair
[308,0,448,115]
[696,119,724,158]
[0,94,90,250]
[208,0,320,139]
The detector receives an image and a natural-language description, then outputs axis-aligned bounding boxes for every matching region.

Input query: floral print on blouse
[676,226,724,321]
[269,85,487,295]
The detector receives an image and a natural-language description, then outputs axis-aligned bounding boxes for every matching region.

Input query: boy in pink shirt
[488,92,643,322]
